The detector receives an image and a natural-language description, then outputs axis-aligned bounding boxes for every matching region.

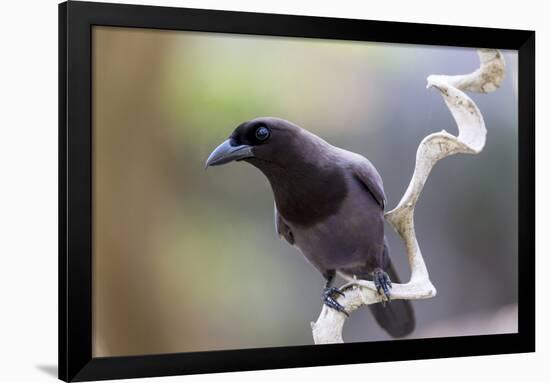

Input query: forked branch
[311,49,506,344]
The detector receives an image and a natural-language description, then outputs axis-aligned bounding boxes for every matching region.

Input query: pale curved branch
[311,49,506,344]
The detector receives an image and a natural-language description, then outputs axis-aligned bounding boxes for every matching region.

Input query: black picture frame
[59,1,535,381]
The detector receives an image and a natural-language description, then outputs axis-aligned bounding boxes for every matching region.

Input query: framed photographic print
[59,1,535,381]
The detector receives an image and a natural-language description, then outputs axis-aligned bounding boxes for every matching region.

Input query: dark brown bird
[206,117,414,338]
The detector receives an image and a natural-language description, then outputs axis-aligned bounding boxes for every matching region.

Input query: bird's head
[205,117,311,170]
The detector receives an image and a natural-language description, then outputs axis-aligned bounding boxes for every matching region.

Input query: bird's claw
[322,287,349,316]
[373,269,392,302]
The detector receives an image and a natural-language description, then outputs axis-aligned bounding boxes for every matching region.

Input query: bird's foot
[373,269,392,302]
[322,286,349,316]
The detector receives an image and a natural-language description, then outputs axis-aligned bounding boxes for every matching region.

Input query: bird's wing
[350,157,386,210]
[274,202,295,245]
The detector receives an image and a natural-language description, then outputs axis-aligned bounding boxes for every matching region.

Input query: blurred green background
[92,26,518,357]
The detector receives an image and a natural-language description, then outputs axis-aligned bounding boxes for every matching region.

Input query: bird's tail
[367,243,415,338]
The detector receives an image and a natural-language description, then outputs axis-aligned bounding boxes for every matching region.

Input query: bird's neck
[252,159,348,227]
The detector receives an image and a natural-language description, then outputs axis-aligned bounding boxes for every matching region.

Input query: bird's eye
[255,126,270,141]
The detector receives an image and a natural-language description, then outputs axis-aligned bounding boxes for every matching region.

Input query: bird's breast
[271,165,348,227]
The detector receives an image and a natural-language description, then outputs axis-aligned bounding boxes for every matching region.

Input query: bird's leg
[321,271,349,316]
[373,268,392,302]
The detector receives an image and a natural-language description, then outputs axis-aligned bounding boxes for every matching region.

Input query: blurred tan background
[92,26,518,357]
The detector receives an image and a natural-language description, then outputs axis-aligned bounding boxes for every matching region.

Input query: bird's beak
[205,139,254,168]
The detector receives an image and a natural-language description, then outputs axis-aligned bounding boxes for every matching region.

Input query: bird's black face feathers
[228,117,303,168]
[229,120,273,146]
[205,117,301,169]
